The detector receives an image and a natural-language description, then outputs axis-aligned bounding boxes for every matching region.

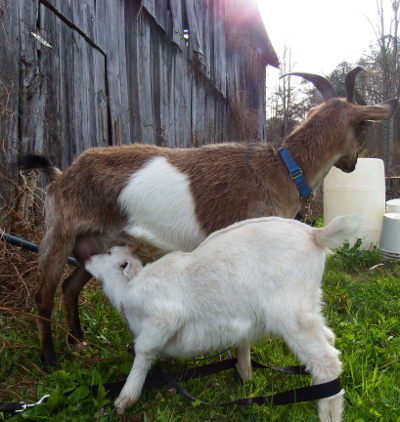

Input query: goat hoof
[113,400,127,415]
[115,405,125,415]
[68,339,87,349]
[41,352,59,370]
[114,396,136,414]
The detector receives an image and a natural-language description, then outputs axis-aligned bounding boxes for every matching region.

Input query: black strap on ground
[149,363,341,406]
[0,394,50,415]
[92,356,340,407]
[91,357,242,396]
[0,403,22,414]
[0,357,340,414]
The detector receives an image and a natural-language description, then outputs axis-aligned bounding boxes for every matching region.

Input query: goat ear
[128,245,141,254]
[121,259,142,278]
[119,260,131,277]
[357,99,398,122]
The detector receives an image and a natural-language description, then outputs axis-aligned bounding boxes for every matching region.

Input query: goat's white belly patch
[118,156,206,253]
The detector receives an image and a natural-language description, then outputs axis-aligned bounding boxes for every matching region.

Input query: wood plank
[0,0,29,220]
[97,0,131,146]
[142,0,170,32]
[124,2,144,144]
[169,0,184,51]
[18,2,45,155]
[185,0,203,55]
[173,47,192,147]
[212,0,227,97]
[134,16,155,145]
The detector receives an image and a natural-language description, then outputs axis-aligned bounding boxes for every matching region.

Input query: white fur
[118,156,206,254]
[85,214,362,420]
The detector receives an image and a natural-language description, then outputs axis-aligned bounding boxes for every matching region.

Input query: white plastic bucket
[324,158,385,249]
[380,213,400,261]
[386,198,400,213]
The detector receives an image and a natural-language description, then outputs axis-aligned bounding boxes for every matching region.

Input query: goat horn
[280,72,337,101]
[345,66,367,104]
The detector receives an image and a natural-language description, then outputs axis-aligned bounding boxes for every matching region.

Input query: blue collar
[278,148,313,200]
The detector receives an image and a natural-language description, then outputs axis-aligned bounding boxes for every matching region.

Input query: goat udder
[73,234,110,264]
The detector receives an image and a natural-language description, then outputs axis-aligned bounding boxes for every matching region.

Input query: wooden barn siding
[0,0,271,226]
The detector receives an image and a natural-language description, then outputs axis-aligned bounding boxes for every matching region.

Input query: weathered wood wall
[0,0,278,228]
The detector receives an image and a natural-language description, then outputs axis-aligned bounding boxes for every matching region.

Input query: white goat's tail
[314,213,363,249]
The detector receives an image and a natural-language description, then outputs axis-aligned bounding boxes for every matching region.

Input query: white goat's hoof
[115,405,125,415]
[114,395,135,415]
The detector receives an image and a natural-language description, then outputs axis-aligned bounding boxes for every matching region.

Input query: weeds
[334,237,381,272]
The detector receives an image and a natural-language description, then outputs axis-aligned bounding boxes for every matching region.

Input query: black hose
[0,231,77,266]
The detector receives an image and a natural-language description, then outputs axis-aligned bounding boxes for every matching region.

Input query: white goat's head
[85,246,143,282]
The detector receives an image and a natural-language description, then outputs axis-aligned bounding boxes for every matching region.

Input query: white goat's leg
[114,323,177,414]
[114,349,155,414]
[317,390,344,422]
[237,343,252,381]
[284,323,343,422]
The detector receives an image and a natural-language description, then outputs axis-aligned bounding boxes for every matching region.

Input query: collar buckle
[291,169,303,180]
[278,148,313,200]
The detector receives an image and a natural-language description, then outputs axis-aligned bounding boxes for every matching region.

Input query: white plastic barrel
[386,198,400,213]
[323,158,385,249]
[380,213,400,261]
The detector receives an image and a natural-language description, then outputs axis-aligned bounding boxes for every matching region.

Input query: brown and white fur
[85,214,363,420]
[17,67,397,368]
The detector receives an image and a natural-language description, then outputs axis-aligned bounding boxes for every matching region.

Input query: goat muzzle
[334,159,357,173]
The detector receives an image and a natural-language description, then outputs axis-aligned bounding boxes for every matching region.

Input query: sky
[256,0,386,76]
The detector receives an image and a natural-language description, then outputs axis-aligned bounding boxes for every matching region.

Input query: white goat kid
[85,214,362,421]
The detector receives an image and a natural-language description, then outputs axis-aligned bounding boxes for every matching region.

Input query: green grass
[1,240,400,421]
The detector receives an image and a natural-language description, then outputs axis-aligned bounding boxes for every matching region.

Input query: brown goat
[17,67,397,368]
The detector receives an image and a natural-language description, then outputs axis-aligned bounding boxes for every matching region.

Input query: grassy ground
[1,238,400,421]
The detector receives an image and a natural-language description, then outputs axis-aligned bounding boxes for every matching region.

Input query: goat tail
[314,213,363,249]
[16,153,62,182]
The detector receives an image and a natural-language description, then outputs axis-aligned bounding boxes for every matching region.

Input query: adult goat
[17,67,397,367]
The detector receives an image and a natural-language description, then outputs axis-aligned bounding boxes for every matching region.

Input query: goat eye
[355,121,366,138]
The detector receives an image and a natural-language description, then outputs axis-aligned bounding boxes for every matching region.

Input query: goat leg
[237,343,252,380]
[62,265,93,345]
[283,321,343,422]
[114,345,157,414]
[35,278,60,368]
[114,322,176,413]
[36,229,76,368]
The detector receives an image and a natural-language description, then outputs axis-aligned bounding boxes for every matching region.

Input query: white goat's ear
[122,258,143,279]
[119,260,131,277]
